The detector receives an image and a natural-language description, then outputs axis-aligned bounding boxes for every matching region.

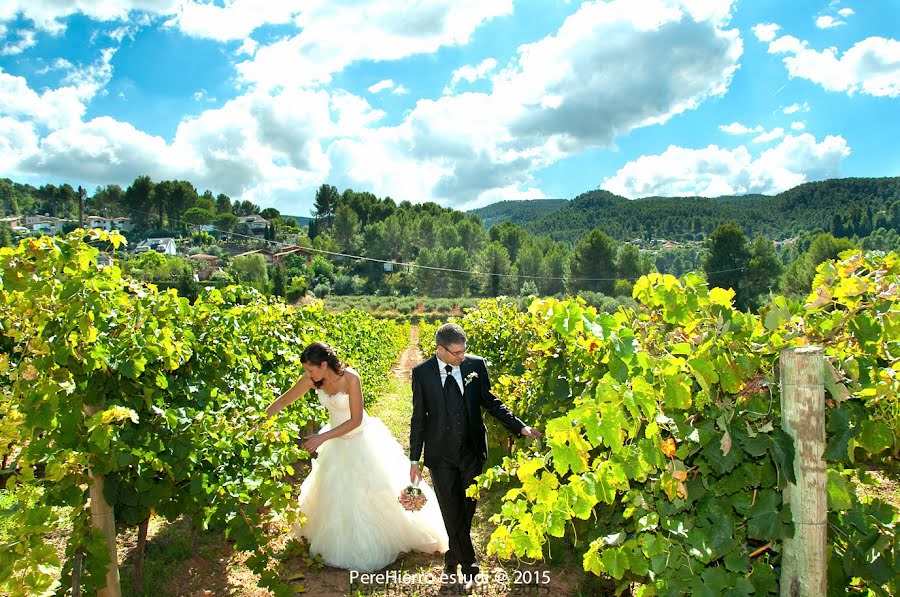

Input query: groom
[409,323,541,585]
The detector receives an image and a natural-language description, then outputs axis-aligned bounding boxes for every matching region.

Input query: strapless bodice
[317,388,367,437]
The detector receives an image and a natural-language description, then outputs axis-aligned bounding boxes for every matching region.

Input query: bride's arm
[266,374,314,417]
[311,372,364,444]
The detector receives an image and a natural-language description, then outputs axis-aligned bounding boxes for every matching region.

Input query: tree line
[0,176,297,238]
[474,177,900,245]
[2,176,898,312]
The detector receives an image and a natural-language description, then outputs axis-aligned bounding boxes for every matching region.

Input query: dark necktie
[444,365,460,396]
[444,364,465,424]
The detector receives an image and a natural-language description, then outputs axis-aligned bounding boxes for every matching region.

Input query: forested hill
[470,198,567,228]
[472,177,900,243]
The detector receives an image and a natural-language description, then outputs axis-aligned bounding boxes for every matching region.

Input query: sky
[0,0,898,217]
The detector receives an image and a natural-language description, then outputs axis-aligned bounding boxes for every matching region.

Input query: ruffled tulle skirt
[294,415,449,572]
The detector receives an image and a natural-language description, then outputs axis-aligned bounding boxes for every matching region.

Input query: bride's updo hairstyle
[301,341,345,388]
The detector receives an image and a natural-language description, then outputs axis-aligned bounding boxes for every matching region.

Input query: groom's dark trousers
[410,355,525,576]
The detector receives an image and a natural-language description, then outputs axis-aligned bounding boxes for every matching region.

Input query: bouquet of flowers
[398,484,427,512]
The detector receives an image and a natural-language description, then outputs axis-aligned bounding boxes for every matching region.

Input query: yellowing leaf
[661,438,677,458]
[804,286,832,309]
[709,287,735,307]
[99,406,139,425]
[833,275,869,299]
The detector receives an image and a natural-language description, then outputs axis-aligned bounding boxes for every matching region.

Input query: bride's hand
[301,434,324,453]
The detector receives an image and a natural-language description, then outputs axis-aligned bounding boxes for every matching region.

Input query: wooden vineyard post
[779,346,827,597]
[84,404,122,597]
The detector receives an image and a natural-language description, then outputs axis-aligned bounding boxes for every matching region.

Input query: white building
[86,216,134,232]
[134,237,177,255]
[237,215,270,235]
[25,216,72,234]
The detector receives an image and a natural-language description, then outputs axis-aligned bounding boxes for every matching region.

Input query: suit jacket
[410,354,525,468]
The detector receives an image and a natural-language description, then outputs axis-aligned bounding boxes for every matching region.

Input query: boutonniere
[464,371,479,386]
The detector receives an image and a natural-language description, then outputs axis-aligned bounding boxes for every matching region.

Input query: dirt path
[389,325,422,384]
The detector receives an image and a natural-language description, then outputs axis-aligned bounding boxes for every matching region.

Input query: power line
[104,204,746,282]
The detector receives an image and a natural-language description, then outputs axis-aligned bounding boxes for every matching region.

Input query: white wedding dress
[294,388,449,571]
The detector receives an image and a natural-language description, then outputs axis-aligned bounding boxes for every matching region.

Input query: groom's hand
[410,463,423,484]
[520,426,542,439]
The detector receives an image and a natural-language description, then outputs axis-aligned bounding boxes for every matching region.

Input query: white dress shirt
[436,354,463,394]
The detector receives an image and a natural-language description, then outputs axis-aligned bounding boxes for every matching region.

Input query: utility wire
[98,203,747,282]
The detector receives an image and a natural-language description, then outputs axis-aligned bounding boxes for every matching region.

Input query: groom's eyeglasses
[440,345,466,358]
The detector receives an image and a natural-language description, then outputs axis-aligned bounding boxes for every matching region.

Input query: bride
[266,341,449,572]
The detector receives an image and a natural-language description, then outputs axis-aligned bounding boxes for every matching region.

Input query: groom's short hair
[435,323,466,348]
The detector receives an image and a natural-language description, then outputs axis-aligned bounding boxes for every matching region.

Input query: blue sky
[0,0,898,216]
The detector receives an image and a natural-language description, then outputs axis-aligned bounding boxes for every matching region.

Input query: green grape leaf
[769,429,796,486]
[827,470,853,511]
[823,406,858,462]
[857,419,893,454]
[747,490,783,540]
[688,358,719,393]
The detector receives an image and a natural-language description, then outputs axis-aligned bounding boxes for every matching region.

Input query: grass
[367,375,414,443]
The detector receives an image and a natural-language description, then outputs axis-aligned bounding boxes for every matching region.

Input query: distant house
[232,248,274,265]
[188,254,221,280]
[237,215,270,235]
[134,237,177,255]
[24,215,72,234]
[96,253,114,268]
[86,216,134,232]
[0,215,21,228]
[272,245,314,264]
[187,253,219,267]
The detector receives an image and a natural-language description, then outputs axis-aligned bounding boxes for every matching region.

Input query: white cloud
[0,48,117,131]
[236,1,514,89]
[838,8,854,17]
[752,23,780,42]
[236,38,258,57]
[392,84,409,95]
[815,16,845,29]
[752,127,784,143]
[0,1,292,41]
[191,89,216,103]
[720,122,763,134]
[1,29,37,56]
[20,117,176,182]
[167,1,300,42]
[368,79,395,93]
[791,121,806,130]
[0,117,39,172]
[0,0,180,35]
[764,33,900,97]
[60,47,116,94]
[36,58,74,75]
[0,70,85,129]
[783,101,810,114]
[12,86,392,208]
[443,58,498,94]
[601,133,850,198]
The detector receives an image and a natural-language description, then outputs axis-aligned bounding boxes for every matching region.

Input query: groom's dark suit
[409,354,525,576]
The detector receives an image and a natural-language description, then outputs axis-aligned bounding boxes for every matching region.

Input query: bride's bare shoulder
[343,367,361,382]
